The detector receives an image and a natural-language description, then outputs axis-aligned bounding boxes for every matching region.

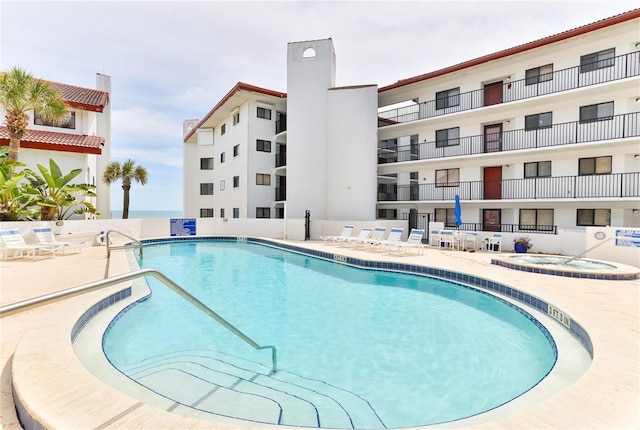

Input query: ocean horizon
[110,210,184,219]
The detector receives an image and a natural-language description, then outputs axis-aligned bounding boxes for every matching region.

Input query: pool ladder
[0,268,278,375]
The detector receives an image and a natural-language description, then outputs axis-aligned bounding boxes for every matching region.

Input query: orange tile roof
[48,81,109,112]
[0,126,103,155]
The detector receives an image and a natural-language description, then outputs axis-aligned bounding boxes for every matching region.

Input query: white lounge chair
[462,232,478,251]
[320,225,354,244]
[342,227,373,247]
[351,226,387,248]
[429,229,441,247]
[439,230,456,250]
[388,228,426,255]
[0,229,60,260]
[368,227,404,252]
[33,227,86,255]
[483,233,502,252]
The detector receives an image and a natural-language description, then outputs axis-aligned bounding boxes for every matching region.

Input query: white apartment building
[0,73,112,217]
[184,10,639,238]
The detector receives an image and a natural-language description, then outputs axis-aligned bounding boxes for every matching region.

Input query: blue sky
[1,0,637,211]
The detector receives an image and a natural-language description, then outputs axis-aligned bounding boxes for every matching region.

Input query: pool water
[103,241,556,428]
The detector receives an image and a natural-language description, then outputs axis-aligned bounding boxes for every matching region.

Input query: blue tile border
[70,287,132,342]
[490,258,639,280]
[140,236,592,358]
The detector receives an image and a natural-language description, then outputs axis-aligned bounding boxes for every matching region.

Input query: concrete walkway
[0,241,638,429]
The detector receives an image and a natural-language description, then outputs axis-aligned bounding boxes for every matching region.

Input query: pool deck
[0,241,638,429]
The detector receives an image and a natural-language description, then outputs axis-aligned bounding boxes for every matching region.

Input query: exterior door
[483,166,502,199]
[483,209,502,232]
[484,124,502,153]
[484,81,503,106]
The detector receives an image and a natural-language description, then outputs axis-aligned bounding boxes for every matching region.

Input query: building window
[233,176,240,188]
[200,183,214,195]
[579,101,613,123]
[256,207,271,218]
[579,156,612,175]
[233,112,240,125]
[34,110,76,129]
[577,209,610,226]
[256,139,272,152]
[233,208,240,218]
[200,158,214,170]
[233,145,239,157]
[256,173,271,186]
[435,168,459,187]
[200,208,214,218]
[436,88,460,110]
[435,127,460,148]
[275,207,285,219]
[525,112,552,130]
[519,209,554,231]
[435,208,456,226]
[257,107,272,120]
[220,152,225,163]
[580,48,615,73]
[377,209,397,220]
[221,124,226,135]
[524,161,551,178]
[220,208,225,218]
[525,64,553,85]
[220,180,225,191]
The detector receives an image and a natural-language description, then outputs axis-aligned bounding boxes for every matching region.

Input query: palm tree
[102,159,148,219]
[0,67,68,161]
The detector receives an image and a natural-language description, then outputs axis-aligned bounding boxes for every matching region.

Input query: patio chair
[483,233,503,252]
[439,230,456,250]
[388,229,426,256]
[33,227,86,255]
[320,225,354,244]
[0,229,60,260]
[368,227,404,252]
[352,226,387,248]
[341,227,373,247]
[462,232,478,251]
[429,229,441,247]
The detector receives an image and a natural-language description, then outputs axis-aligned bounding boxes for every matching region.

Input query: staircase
[120,350,387,429]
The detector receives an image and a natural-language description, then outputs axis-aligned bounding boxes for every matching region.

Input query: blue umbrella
[454,194,462,226]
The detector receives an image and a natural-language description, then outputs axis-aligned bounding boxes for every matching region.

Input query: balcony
[378,172,640,201]
[275,113,287,134]
[275,151,287,168]
[378,112,639,163]
[378,51,640,125]
[275,186,286,201]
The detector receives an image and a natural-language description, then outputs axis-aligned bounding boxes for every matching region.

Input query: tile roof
[380,8,640,92]
[48,81,109,112]
[0,126,103,155]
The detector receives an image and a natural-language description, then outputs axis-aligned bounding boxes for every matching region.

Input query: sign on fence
[170,218,196,236]
[615,229,640,248]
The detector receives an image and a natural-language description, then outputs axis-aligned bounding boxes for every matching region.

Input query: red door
[484,124,502,153]
[483,209,501,232]
[483,166,502,199]
[484,81,503,106]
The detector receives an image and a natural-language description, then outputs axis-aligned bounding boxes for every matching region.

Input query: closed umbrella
[454,195,462,226]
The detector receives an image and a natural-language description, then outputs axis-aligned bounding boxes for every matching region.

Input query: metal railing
[275,151,287,167]
[275,113,287,134]
[379,112,640,163]
[275,186,286,201]
[106,230,143,261]
[0,268,278,375]
[378,172,640,201]
[379,51,640,125]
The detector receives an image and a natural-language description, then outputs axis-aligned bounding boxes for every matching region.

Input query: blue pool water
[103,241,556,428]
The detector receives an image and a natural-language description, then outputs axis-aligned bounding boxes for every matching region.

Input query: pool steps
[118,349,386,428]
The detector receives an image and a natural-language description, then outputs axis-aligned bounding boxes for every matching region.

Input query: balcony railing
[276,114,287,134]
[275,186,286,201]
[275,151,287,168]
[379,51,640,125]
[378,172,640,201]
[378,112,639,163]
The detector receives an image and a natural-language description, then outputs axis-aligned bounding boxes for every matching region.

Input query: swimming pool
[103,241,557,428]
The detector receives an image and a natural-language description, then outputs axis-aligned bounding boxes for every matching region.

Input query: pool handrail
[0,268,278,374]
[105,229,143,261]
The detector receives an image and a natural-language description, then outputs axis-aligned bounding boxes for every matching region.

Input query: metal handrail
[0,268,278,375]
[106,230,143,261]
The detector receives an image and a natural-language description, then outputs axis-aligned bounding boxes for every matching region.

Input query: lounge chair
[341,227,373,247]
[429,229,441,247]
[368,227,404,251]
[33,227,86,255]
[462,232,478,251]
[388,228,426,255]
[0,229,60,260]
[320,225,354,244]
[483,233,502,252]
[350,226,387,248]
[439,230,456,250]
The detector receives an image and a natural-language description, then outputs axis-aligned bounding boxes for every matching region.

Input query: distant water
[110,210,183,219]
